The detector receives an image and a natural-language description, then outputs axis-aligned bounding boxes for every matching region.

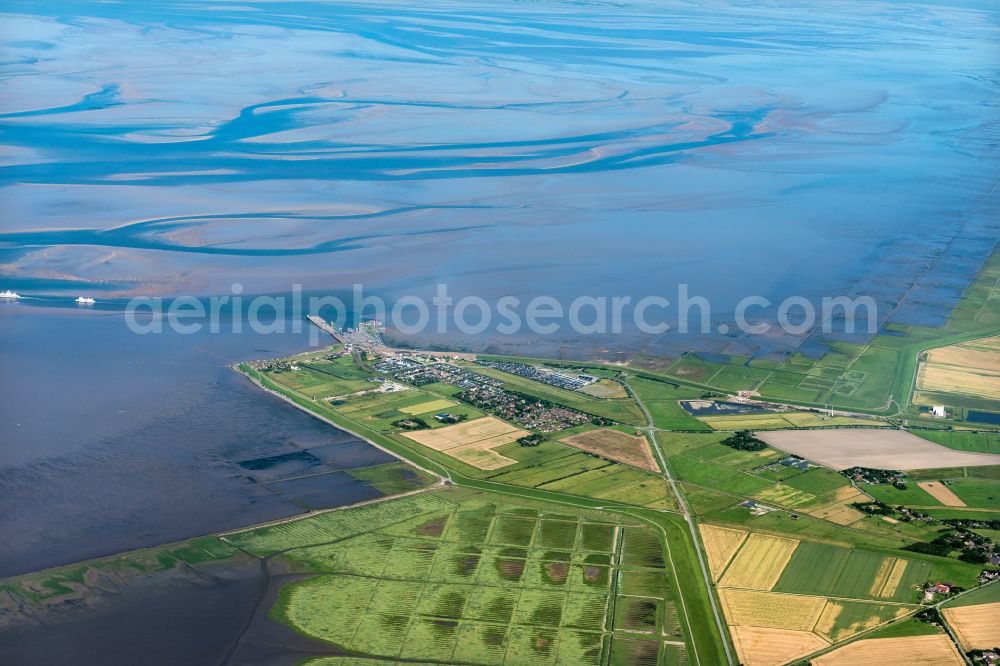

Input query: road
[616,376,736,666]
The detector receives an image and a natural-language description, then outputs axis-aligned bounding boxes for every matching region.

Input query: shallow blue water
[0,307,390,577]
[0,0,998,576]
[0,0,996,341]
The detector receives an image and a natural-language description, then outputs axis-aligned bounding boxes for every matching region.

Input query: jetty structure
[307,315,347,343]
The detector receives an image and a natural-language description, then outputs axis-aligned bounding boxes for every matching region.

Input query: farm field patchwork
[914,334,1000,405]
[482,442,674,510]
[401,417,527,470]
[625,376,710,431]
[862,482,942,507]
[812,600,911,643]
[241,347,998,666]
[869,558,909,599]
[719,586,914,652]
[713,530,923,660]
[803,486,867,526]
[559,429,659,472]
[756,428,1000,470]
[811,634,964,665]
[667,435,879,525]
[772,542,930,603]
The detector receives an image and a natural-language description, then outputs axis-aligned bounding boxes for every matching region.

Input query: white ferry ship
[0,290,21,299]
[75,296,96,304]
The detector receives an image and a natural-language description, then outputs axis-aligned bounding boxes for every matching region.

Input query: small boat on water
[0,290,21,299]
[75,296,96,304]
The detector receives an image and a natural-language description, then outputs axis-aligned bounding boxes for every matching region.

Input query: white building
[930,405,947,418]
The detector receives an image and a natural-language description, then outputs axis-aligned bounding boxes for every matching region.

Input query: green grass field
[942,581,1000,608]
[626,376,709,430]
[277,356,377,398]
[913,429,1000,454]
[945,478,1000,510]
[865,617,944,639]
[251,487,689,665]
[347,462,437,494]
[773,542,931,602]
[861,483,942,507]
[815,600,918,643]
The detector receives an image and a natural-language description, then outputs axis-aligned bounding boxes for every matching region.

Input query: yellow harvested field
[560,428,659,472]
[869,558,893,595]
[398,398,456,415]
[699,524,748,580]
[730,626,828,666]
[401,416,527,470]
[918,481,966,507]
[806,486,866,525]
[869,557,908,598]
[916,335,1000,402]
[719,533,799,590]
[814,600,910,642]
[719,589,827,631]
[815,504,865,526]
[805,486,867,525]
[812,634,963,665]
[834,485,862,501]
[943,601,1000,650]
[757,428,1000,470]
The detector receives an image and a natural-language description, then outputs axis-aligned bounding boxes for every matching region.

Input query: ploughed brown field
[917,481,965,507]
[757,429,1000,470]
[559,428,659,472]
